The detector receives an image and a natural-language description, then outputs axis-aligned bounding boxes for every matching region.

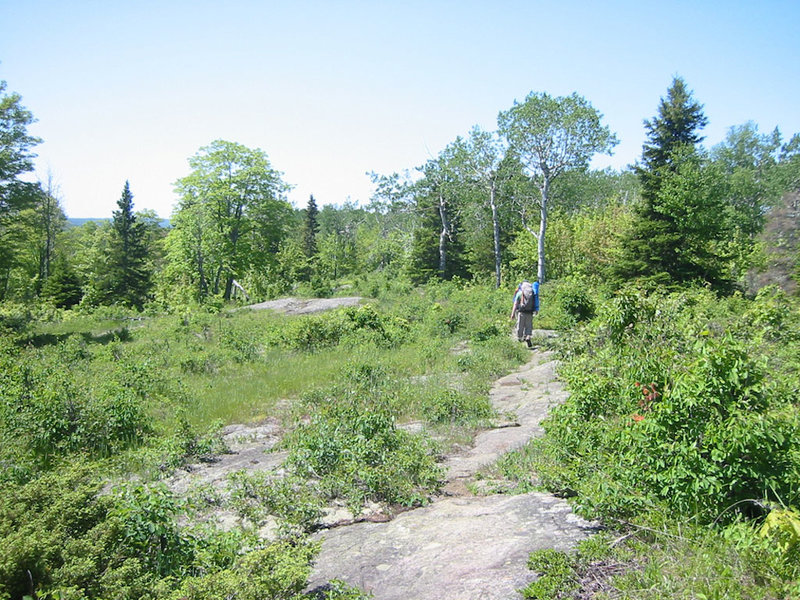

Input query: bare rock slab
[308,492,596,600]
[244,296,363,314]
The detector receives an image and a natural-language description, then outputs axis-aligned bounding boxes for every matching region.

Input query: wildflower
[632,414,645,422]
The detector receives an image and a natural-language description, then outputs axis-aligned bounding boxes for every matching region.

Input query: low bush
[519,514,800,600]
[421,389,494,424]
[227,470,324,535]
[0,462,334,600]
[531,286,800,526]
[282,400,443,512]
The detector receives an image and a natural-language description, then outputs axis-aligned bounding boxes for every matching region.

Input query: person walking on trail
[511,280,539,347]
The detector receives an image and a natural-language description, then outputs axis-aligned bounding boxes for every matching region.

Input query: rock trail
[307,337,597,600]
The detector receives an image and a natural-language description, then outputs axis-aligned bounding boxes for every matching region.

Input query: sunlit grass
[180,341,461,427]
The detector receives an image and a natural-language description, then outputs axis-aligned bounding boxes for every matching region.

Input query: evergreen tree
[407,191,469,284]
[637,76,709,199]
[616,78,733,289]
[41,259,83,308]
[105,181,151,307]
[303,195,319,259]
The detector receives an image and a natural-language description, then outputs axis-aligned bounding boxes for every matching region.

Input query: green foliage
[282,397,443,512]
[517,517,799,600]
[549,278,596,327]
[0,462,321,600]
[0,301,32,336]
[41,260,84,308]
[522,286,800,527]
[0,80,43,303]
[0,281,532,599]
[165,540,317,600]
[302,194,320,262]
[498,91,618,281]
[263,303,409,351]
[109,482,199,578]
[227,470,324,535]
[166,140,293,303]
[314,579,374,599]
[420,389,493,424]
[87,181,152,309]
[745,284,798,340]
[760,506,800,559]
[0,337,153,477]
[520,549,577,599]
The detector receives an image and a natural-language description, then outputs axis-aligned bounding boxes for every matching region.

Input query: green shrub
[421,389,493,424]
[521,549,577,599]
[539,288,800,524]
[0,465,263,600]
[0,301,32,335]
[282,401,443,512]
[551,278,596,327]
[164,540,318,600]
[745,284,799,341]
[0,344,153,476]
[227,470,324,534]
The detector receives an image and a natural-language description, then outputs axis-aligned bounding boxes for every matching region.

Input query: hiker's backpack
[519,281,536,313]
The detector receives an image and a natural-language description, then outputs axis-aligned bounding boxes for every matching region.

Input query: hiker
[510,279,539,347]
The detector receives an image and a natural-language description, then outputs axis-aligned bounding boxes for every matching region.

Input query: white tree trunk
[490,183,501,288]
[438,192,449,277]
[537,179,549,283]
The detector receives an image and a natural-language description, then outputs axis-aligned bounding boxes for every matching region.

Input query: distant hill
[67,217,170,228]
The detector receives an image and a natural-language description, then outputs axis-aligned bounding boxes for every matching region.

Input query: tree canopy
[168,140,293,302]
[498,91,618,282]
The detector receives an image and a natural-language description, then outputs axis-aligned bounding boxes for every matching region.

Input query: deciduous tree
[455,127,512,288]
[0,80,42,299]
[169,140,292,302]
[498,92,617,282]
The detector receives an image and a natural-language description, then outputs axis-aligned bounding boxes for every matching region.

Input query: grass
[21,284,523,441]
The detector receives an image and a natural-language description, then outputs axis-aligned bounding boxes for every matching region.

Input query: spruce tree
[108,181,151,307]
[637,76,709,199]
[615,77,732,289]
[407,192,469,284]
[303,195,319,259]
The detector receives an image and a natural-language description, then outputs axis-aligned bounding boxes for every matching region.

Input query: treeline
[2,76,800,313]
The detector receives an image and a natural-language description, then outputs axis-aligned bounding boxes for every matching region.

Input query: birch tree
[455,127,509,288]
[498,92,617,282]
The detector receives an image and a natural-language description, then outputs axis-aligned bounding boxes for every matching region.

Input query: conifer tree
[303,194,319,259]
[637,76,709,199]
[616,77,733,289]
[107,181,151,307]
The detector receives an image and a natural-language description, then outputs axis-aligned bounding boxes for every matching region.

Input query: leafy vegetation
[494,281,800,597]
[2,71,800,598]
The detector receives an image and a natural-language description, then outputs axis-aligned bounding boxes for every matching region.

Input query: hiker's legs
[517,312,533,343]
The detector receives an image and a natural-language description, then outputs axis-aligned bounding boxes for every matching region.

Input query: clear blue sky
[2,0,799,218]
